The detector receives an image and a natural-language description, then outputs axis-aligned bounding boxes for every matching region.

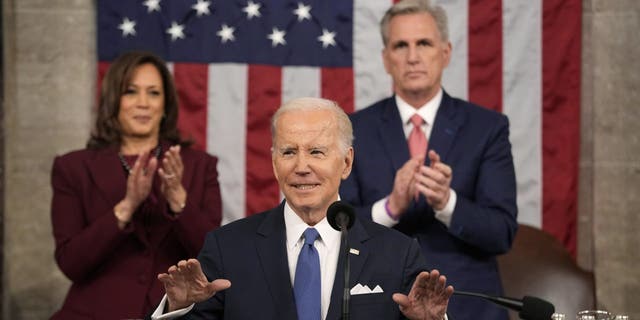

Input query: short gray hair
[271,97,353,155]
[380,0,449,45]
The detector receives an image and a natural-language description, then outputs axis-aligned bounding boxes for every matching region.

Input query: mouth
[133,115,152,122]
[290,183,320,190]
[406,71,426,78]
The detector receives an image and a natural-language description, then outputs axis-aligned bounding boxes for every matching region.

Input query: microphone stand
[326,201,355,320]
[339,222,350,320]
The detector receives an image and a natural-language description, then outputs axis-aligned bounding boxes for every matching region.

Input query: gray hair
[380,0,449,45]
[271,97,353,155]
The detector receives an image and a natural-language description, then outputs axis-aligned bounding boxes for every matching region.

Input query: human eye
[281,148,296,157]
[123,87,137,95]
[310,148,327,157]
[392,41,408,50]
[417,39,432,47]
[149,89,163,96]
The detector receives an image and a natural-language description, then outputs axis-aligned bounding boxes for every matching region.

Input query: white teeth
[294,184,316,190]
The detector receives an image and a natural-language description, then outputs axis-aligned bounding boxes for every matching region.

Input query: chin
[129,131,156,139]
[289,198,320,212]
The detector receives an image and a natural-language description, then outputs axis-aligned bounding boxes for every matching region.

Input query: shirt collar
[284,200,341,252]
[395,88,443,126]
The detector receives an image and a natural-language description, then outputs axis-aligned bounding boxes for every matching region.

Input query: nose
[294,153,311,174]
[407,44,419,64]
[136,92,150,108]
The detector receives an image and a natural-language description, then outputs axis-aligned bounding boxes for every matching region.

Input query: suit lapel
[326,220,370,319]
[255,202,298,319]
[429,91,463,165]
[86,146,127,207]
[87,145,157,247]
[379,97,411,171]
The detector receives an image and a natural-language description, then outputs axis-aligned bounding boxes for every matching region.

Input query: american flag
[97,0,581,255]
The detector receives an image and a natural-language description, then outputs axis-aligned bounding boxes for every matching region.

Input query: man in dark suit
[339,1,518,319]
[150,97,453,320]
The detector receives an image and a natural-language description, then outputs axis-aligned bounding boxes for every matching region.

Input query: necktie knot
[410,114,424,127]
[302,228,320,246]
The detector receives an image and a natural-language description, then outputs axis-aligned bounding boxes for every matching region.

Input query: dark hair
[87,51,191,149]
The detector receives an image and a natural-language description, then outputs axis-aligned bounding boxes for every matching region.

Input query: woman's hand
[115,150,158,229]
[159,145,187,213]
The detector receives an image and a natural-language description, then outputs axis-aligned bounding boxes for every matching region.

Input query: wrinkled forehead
[274,110,338,146]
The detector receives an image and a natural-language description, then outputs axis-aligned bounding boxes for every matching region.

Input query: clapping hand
[158,145,187,213]
[415,150,452,211]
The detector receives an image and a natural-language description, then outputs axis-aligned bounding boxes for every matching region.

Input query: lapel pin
[349,248,360,255]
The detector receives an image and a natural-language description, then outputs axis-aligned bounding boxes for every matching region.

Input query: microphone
[327,201,355,231]
[326,201,356,320]
[453,291,555,320]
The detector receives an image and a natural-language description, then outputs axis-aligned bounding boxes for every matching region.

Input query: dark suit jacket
[182,201,427,319]
[50,141,222,320]
[340,93,518,320]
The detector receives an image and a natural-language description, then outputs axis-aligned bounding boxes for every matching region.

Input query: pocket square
[350,283,384,295]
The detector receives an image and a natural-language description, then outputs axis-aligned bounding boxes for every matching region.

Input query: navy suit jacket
[182,201,427,319]
[340,93,518,320]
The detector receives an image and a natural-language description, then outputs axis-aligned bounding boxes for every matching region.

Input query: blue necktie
[294,228,321,320]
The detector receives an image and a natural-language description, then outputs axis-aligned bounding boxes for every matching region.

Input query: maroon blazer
[50,141,222,320]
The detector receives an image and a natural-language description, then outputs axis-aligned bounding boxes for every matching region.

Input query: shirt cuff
[151,294,195,320]
[434,189,456,228]
[371,197,399,227]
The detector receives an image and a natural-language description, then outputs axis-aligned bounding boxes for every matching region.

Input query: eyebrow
[126,83,161,89]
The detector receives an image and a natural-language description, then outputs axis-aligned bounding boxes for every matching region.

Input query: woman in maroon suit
[50,51,222,319]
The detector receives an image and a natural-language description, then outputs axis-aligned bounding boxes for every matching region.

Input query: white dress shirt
[284,201,341,320]
[371,89,458,228]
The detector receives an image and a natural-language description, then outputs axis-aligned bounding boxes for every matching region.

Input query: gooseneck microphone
[326,201,356,320]
[453,290,555,320]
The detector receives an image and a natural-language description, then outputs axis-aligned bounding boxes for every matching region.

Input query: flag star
[217,24,235,43]
[317,29,336,48]
[118,17,136,37]
[166,21,185,41]
[143,0,161,13]
[243,1,262,19]
[293,3,312,22]
[267,28,286,47]
[192,0,211,16]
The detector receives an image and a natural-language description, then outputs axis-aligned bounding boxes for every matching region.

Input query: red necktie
[408,114,427,159]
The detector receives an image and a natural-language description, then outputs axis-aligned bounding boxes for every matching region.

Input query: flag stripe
[245,65,281,215]
[502,0,543,228]
[353,0,392,111]
[282,66,321,104]
[174,63,208,151]
[321,67,355,114]
[542,0,581,256]
[208,63,248,225]
[439,0,469,100]
[467,0,503,112]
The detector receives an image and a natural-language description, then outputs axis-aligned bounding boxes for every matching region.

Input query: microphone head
[519,296,555,320]
[327,201,355,231]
